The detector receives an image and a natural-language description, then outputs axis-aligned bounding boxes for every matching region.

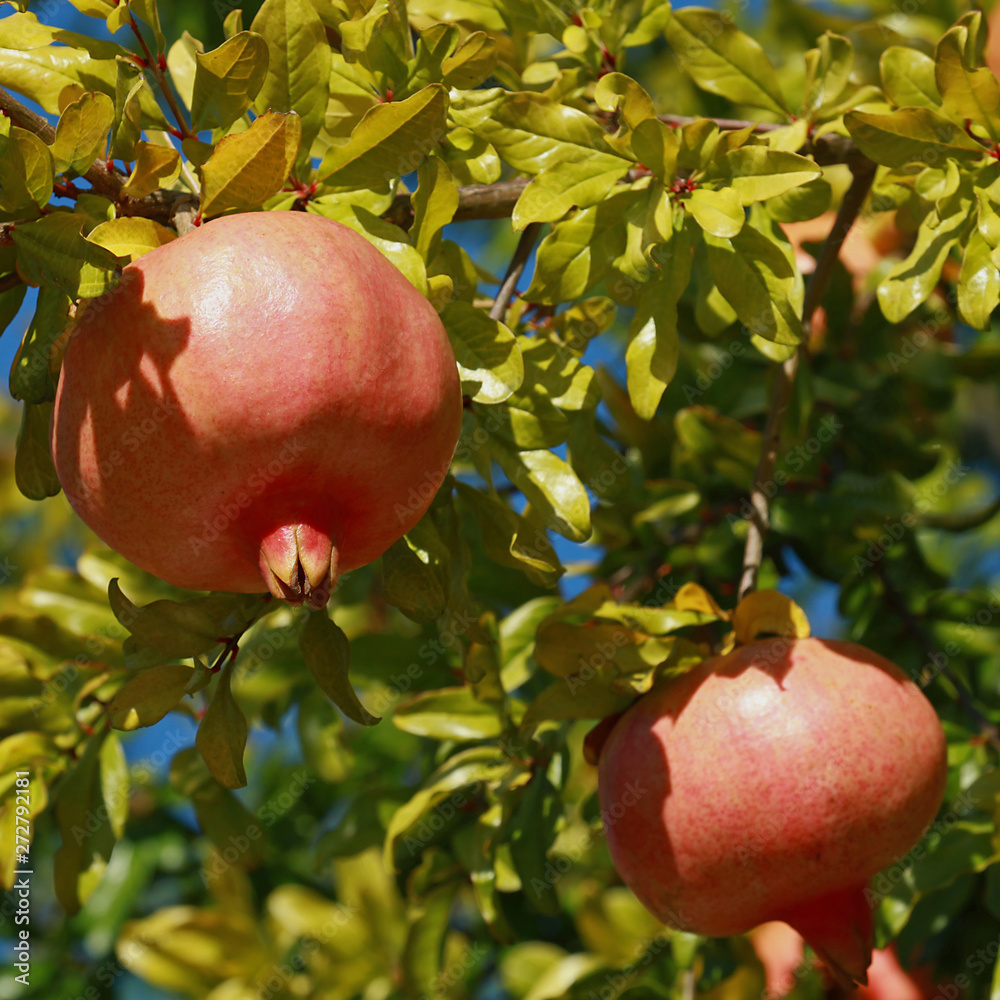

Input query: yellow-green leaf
[664,7,787,116]
[199,109,301,218]
[50,91,114,176]
[732,590,810,645]
[317,84,448,186]
[109,663,196,731]
[191,31,270,131]
[441,300,524,403]
[251,0,331,162]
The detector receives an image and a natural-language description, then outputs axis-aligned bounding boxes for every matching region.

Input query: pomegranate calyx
[776,883,873,989]
[258,524,339,608]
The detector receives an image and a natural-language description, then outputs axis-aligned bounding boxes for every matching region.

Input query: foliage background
[0,0,999,998]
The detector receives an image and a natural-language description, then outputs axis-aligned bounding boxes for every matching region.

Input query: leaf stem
[737,160,876,602]
[490,222,542,322]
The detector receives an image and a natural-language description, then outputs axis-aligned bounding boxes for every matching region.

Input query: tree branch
[0,83,874,231]
[490,223,542,321]
[737,160,877,602]
[0,273,24,296]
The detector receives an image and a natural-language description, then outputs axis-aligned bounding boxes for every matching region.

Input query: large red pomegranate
[597,637,947,987]
[51,211,462,607]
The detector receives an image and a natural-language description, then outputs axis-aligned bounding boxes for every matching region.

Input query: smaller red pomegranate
[597,637,947,987]
[51,212,462,607]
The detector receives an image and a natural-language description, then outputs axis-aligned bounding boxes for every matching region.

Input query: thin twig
[490,222,542,322]
[878,565,1000,753]
[737,161,877,601]
[128,14,194,142]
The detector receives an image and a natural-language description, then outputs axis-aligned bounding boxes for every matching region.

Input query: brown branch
[0,273,24,296]
[737,160,876,602]
[490,222,542,321]
[0,82,873,231]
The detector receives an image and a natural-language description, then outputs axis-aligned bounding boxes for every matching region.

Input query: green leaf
[724,147,822,205]
[340,0,411,83]
[845,108,985,168]
[195,661,248,789]
[509,772,561,914]
[199,109,301,218]
[393,686,504,739]
[384,746,510,868]
[108,663,196,731]
[108,580,221,658]
[512,155,632,229]
[631,118,678,182]
[877,196,972,322]
[441,300,524,403]
[317,84,448,186]
[501,375,572,450]
[801,33,852,116]
[957,226,1000,330]
[411,158,459,262]
[455,482,563,585]
[440,127,501,186]
[526,188,640,304]
[251,0,332,163]
[191,31,270,131]
[450,89,617,175]
[299,610,379,726]
[12,213,122,298]
[663,7,787,115]
[110,55,145,162]
[685,186,744,238]
[626,228,693,420]
[381,526,450,624]
[99,730,128,839]
[53,731,116,914]
[314,203,427,293]
[705,221,803,345]
[597,72,655,126]
[9,285,70,404]
[622,0,673,48]
[0,126,53,214]
[50,91,114,176]
[166,30,202,111]
[522,677,634,726]
[490,439,591,542]
[442,30,497,88]
[936,21,1000,139]
[14,401,60,501]
[880,47,940,109]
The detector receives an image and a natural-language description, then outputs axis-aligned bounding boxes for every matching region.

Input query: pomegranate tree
[51,211,462,608]
[597,637,947,986]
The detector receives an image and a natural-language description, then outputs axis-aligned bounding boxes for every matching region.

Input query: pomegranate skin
[598,637,947,983]
[51,211,462,606]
